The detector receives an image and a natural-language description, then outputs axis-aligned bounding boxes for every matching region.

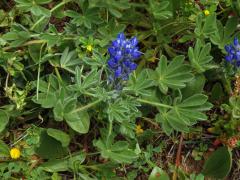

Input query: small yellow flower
[136,125,144,135]
[203,10,210,16]
[10,148,21,159]
[86,45,93,52]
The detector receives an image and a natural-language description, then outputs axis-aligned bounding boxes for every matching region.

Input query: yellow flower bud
[10,148,21,159]
[136,125,144,135]
[86,45,93,52]
[203,10,210,16]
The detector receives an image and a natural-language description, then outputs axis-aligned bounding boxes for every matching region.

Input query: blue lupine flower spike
[225,37,240,67]
[107,33,141,82]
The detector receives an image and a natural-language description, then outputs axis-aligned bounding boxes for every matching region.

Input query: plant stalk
[71,99,102,113]
[137,98,173,109]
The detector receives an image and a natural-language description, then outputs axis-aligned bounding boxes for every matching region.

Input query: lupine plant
[0,0,239,179]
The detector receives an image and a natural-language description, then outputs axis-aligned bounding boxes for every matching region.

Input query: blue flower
[225,37,240,66]
[107,33,141,81]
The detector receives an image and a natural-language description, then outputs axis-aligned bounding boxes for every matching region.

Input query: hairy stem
[137,98,173,109]
[71,99,102,113]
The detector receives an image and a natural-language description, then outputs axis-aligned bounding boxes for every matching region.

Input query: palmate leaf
[188,39,217,73]
[15,0,51,16]
[124,70,154,97]
[98,19,126,47]
[33,75,90,134]
[195,13,217,38]
[52,92,90,134]
[60,47,80,70]
[149,55,193,94]
[155,94,212,135]
[210,17,238,50]
[2,24,31,47]
[65,6,102,29]
[148,0,172,20]
[107,97,141,122]
[93,132,138,164]
[89,0,130,18]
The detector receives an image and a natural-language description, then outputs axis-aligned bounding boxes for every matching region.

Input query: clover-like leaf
[150,55,193,94]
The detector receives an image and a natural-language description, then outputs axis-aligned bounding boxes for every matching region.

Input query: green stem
[36,44,45,100]
[3,40,46,51]
[86,152,101,156]
[137,98,173,109]
[71,99,102,113]
[30,0,70,31]
[107,119,113,146]
[55,67,63,83]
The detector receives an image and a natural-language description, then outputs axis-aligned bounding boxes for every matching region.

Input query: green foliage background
[0,0,239,179]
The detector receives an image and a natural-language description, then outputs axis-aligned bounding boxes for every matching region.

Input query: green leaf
[94,139,138,164]
[41,152,86,172]
[80,69,100,91]
[47,128,70,147]
[188,39,217,73]
[150,55,193,94]
[156,94,212,134]
[195,13,217,37]
[65,7,102,29]
[0,140,10,158]
[181,74,206,99]
[107,98,140,122]
[89,0,130,18]
[210,83,224,102]
[0,110,9,133]
[98,19,126,47]
[202,146,232,179]
[210,17,238,50]
[2,30,30,47]
[32,75,60,108]
[35,130,68,159]
[53,96,90,134]
[149,167,169,180]
[229,96,240,118]
[124,70,154,96]
[148,0,172,20]
[60,47,80,69]
[65,110,90,134]
[15,0,51,16]
[28,44,42,63]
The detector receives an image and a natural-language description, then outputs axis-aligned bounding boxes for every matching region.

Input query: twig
[173,133,184,180]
